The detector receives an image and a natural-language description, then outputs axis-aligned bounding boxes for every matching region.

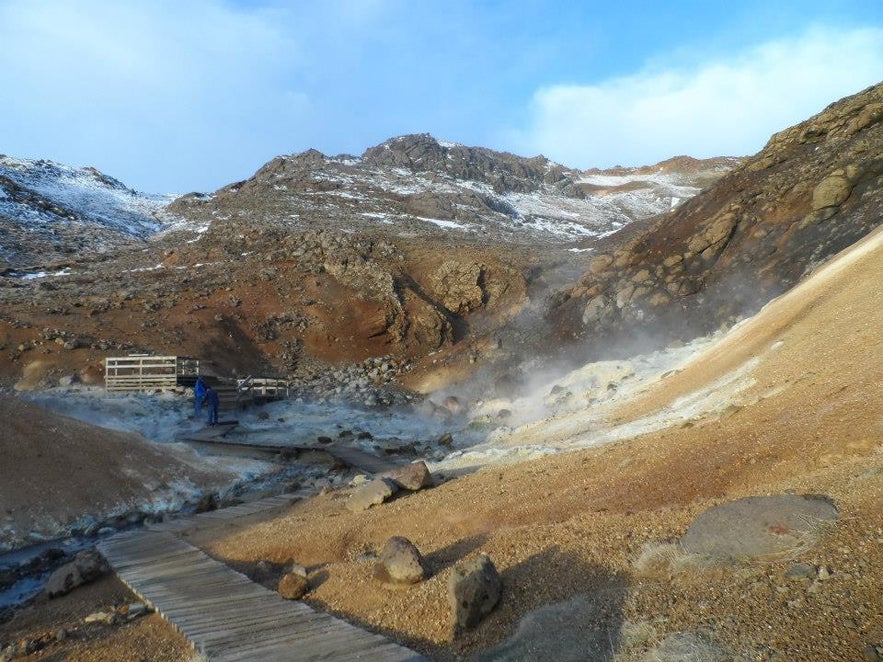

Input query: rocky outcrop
[548,82,883,353]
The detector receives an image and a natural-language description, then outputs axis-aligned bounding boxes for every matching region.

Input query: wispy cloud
[507,27,883,168]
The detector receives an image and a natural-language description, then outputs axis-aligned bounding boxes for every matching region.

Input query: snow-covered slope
[0,156,174,268]
[171,134,738,246]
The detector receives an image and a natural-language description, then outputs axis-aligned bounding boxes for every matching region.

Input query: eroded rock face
[549,82,883,355]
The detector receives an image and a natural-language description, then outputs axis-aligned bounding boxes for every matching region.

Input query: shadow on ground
[458,545,629,661]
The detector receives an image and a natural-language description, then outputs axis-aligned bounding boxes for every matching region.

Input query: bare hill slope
[0,395,233,552]
[187,225,883,660]
[549,81,883,358]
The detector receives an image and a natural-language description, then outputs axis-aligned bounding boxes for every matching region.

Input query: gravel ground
[4,229,883,660]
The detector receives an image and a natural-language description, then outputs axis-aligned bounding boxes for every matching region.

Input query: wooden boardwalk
[177,432,406,476]
[146,493,302,533]
[98,528,426,661]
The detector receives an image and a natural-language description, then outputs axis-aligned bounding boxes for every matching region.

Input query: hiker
[194,376,206,417]
[204,385,219,426]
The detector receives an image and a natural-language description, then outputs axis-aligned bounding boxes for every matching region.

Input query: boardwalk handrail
[105,355,200,393]
[236,376,290,403]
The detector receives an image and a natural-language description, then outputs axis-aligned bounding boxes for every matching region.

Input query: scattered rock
[278,572,310,600]
[84,610,116,625]
[45,549,110,598]
[194,492,219,513]
[786,563,816,580]
[384,460,434,491]
[346,478,399,512]
[681,494,839,561]
[373,536,425,585]
[124,602,150,619]
[288,563,308,578]
[448,554,502,632]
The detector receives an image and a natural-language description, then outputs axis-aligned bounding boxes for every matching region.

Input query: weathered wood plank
[98,530,426,661]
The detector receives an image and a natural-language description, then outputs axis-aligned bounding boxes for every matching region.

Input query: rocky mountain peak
[362,133,566,195]
[169,132,731,254]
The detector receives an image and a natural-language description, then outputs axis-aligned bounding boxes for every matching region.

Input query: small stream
[0,536,94,611]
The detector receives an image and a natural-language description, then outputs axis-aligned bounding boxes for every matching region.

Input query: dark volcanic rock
[373,536,425,585]
[45,549,110,598]
[384,461,434,491]
[448,554,502,632]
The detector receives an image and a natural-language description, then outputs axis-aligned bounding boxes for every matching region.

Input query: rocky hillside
[0,138,733,389]
[169,134,733,246]
[548,82,883,355]
[0,156,173,270]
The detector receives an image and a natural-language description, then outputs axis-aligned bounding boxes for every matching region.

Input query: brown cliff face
[548,82,883,354]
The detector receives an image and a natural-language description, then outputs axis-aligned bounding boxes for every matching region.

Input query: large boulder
[45,549,110,598]
[346,478,399,512]
[384,461,434,491]
[373,536,425,585]
[681,494,839,561]
[448,554,502,632]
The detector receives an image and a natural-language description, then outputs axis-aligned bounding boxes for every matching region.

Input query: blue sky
[1,0,882,193]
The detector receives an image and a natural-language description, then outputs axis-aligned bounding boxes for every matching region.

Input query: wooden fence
[105,355,200,393]
[236,376,290,402]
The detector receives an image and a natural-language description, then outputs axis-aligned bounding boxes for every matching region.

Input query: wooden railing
[105,355,200,393]
[236,376,290,404]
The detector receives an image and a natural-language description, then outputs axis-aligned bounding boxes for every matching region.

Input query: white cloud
[0,0,306,192]
[509,26,883,168]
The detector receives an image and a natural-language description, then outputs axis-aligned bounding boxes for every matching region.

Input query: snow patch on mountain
[0,155,173,237]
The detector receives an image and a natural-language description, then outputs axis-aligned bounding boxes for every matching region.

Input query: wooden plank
[98,530,426,661]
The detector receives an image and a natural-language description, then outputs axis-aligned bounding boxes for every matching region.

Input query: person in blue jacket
[204,385,219,426]
[194,377,206,417]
